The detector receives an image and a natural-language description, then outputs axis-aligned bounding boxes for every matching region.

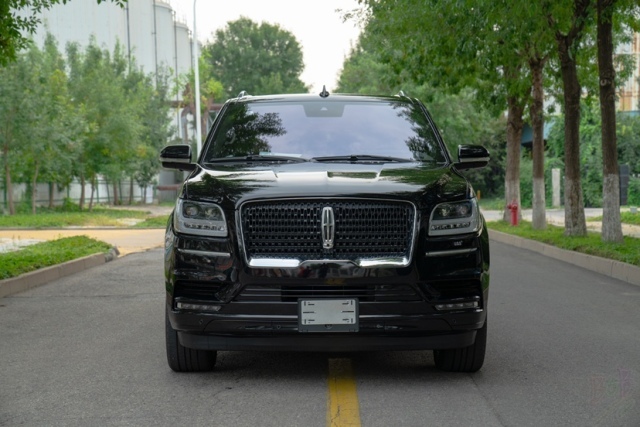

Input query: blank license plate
[299,299,359,333]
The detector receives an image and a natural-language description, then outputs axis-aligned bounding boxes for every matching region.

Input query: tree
[20,34,77,213]
[598,0,623,242]
[1,0,126,65]
[352,0,552,224]
[131,65,174,203]
[0,51,30,214]
[337,39,506,199]
[0,33,85,214]
[596,0,640,242]
[1,30,172,211]
[66,39,141,208]
[545,0,593,236]
[203,17,308,98]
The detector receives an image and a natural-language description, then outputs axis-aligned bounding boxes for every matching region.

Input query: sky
[170,0,363,93]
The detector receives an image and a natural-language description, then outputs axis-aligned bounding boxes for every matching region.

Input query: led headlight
[429,199,479,236]
[174,199,227,237]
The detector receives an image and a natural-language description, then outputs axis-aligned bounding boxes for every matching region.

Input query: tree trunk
[89,177,95,211]
[556,30,587,236]
[129,178,134,205]
[598,0,623,243]
[530,55,547,230]
[113,181,119,206]
[31,163,39,215]
[503,96,525,222]
[3,143,15,215]
[79,172,86,211]
[48,182,54,209]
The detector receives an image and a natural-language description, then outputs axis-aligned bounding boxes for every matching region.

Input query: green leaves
[0,32,172,212]
[203,17,309,98]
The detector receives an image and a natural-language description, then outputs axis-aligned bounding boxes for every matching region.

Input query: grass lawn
[0,236,113,280]
[488,220,640,267]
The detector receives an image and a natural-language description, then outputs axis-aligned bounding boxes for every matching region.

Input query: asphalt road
[1,241,639,426]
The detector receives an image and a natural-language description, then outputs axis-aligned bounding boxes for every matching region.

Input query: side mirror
[455,145,490,170]
[160,145,196,171]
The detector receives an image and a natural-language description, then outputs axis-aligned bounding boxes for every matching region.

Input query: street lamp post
[193,0,202,157]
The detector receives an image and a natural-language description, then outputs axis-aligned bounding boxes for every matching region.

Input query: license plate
[299,299,359,333]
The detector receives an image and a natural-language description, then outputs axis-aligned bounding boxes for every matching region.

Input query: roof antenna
[319,85,330,98]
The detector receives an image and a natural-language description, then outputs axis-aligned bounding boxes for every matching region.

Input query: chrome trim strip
[249,258,300,268]
[247,257,411,269]
[358,257,410,267]
[425,248,478,257]
[177,249,231,257]
[459,156,489,163]
[160,156,191,164]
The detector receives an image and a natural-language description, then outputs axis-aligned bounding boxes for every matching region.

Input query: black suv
[160,91,490,373]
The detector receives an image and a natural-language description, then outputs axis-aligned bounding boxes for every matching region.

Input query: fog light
[434,301,479,311]
[176,302,222,312]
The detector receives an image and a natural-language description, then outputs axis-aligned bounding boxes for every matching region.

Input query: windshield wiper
[207,155,309,164]
[311,154,413,163]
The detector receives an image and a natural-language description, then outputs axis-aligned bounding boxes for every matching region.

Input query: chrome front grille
[240,200,415,263]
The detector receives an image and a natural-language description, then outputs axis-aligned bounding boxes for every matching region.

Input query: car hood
[182,162,471,210]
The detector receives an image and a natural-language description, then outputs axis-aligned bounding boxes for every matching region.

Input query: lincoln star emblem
[321,207,335,249]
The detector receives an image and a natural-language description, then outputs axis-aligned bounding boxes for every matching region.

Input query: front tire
[433,320,487,373]
[165,309,217,372]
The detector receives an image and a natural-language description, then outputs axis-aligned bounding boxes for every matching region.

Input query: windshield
[203,99,448,164]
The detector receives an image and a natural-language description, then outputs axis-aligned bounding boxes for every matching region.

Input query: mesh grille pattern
[241,200,415,261]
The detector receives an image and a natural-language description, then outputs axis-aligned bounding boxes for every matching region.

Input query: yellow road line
[327,358,361,427]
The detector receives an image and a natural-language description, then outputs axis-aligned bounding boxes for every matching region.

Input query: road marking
[327,358,361,427]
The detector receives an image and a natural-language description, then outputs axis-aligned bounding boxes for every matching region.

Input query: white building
[618,33,640,112]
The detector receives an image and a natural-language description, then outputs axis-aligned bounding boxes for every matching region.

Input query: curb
[490,230,640,287]
[0,248,119,298]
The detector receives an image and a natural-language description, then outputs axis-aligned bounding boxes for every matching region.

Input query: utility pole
[193,0,202,157]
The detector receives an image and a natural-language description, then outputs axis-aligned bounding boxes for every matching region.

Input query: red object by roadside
[507,201,519,226]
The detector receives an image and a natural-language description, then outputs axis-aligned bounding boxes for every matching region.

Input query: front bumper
[176,327,478,352]
[165,232,489,352]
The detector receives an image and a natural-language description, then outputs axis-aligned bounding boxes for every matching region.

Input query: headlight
[429,199,479,236]
[174,199,228,237]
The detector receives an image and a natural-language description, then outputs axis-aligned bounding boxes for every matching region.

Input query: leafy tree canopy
[203,17,308,98]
